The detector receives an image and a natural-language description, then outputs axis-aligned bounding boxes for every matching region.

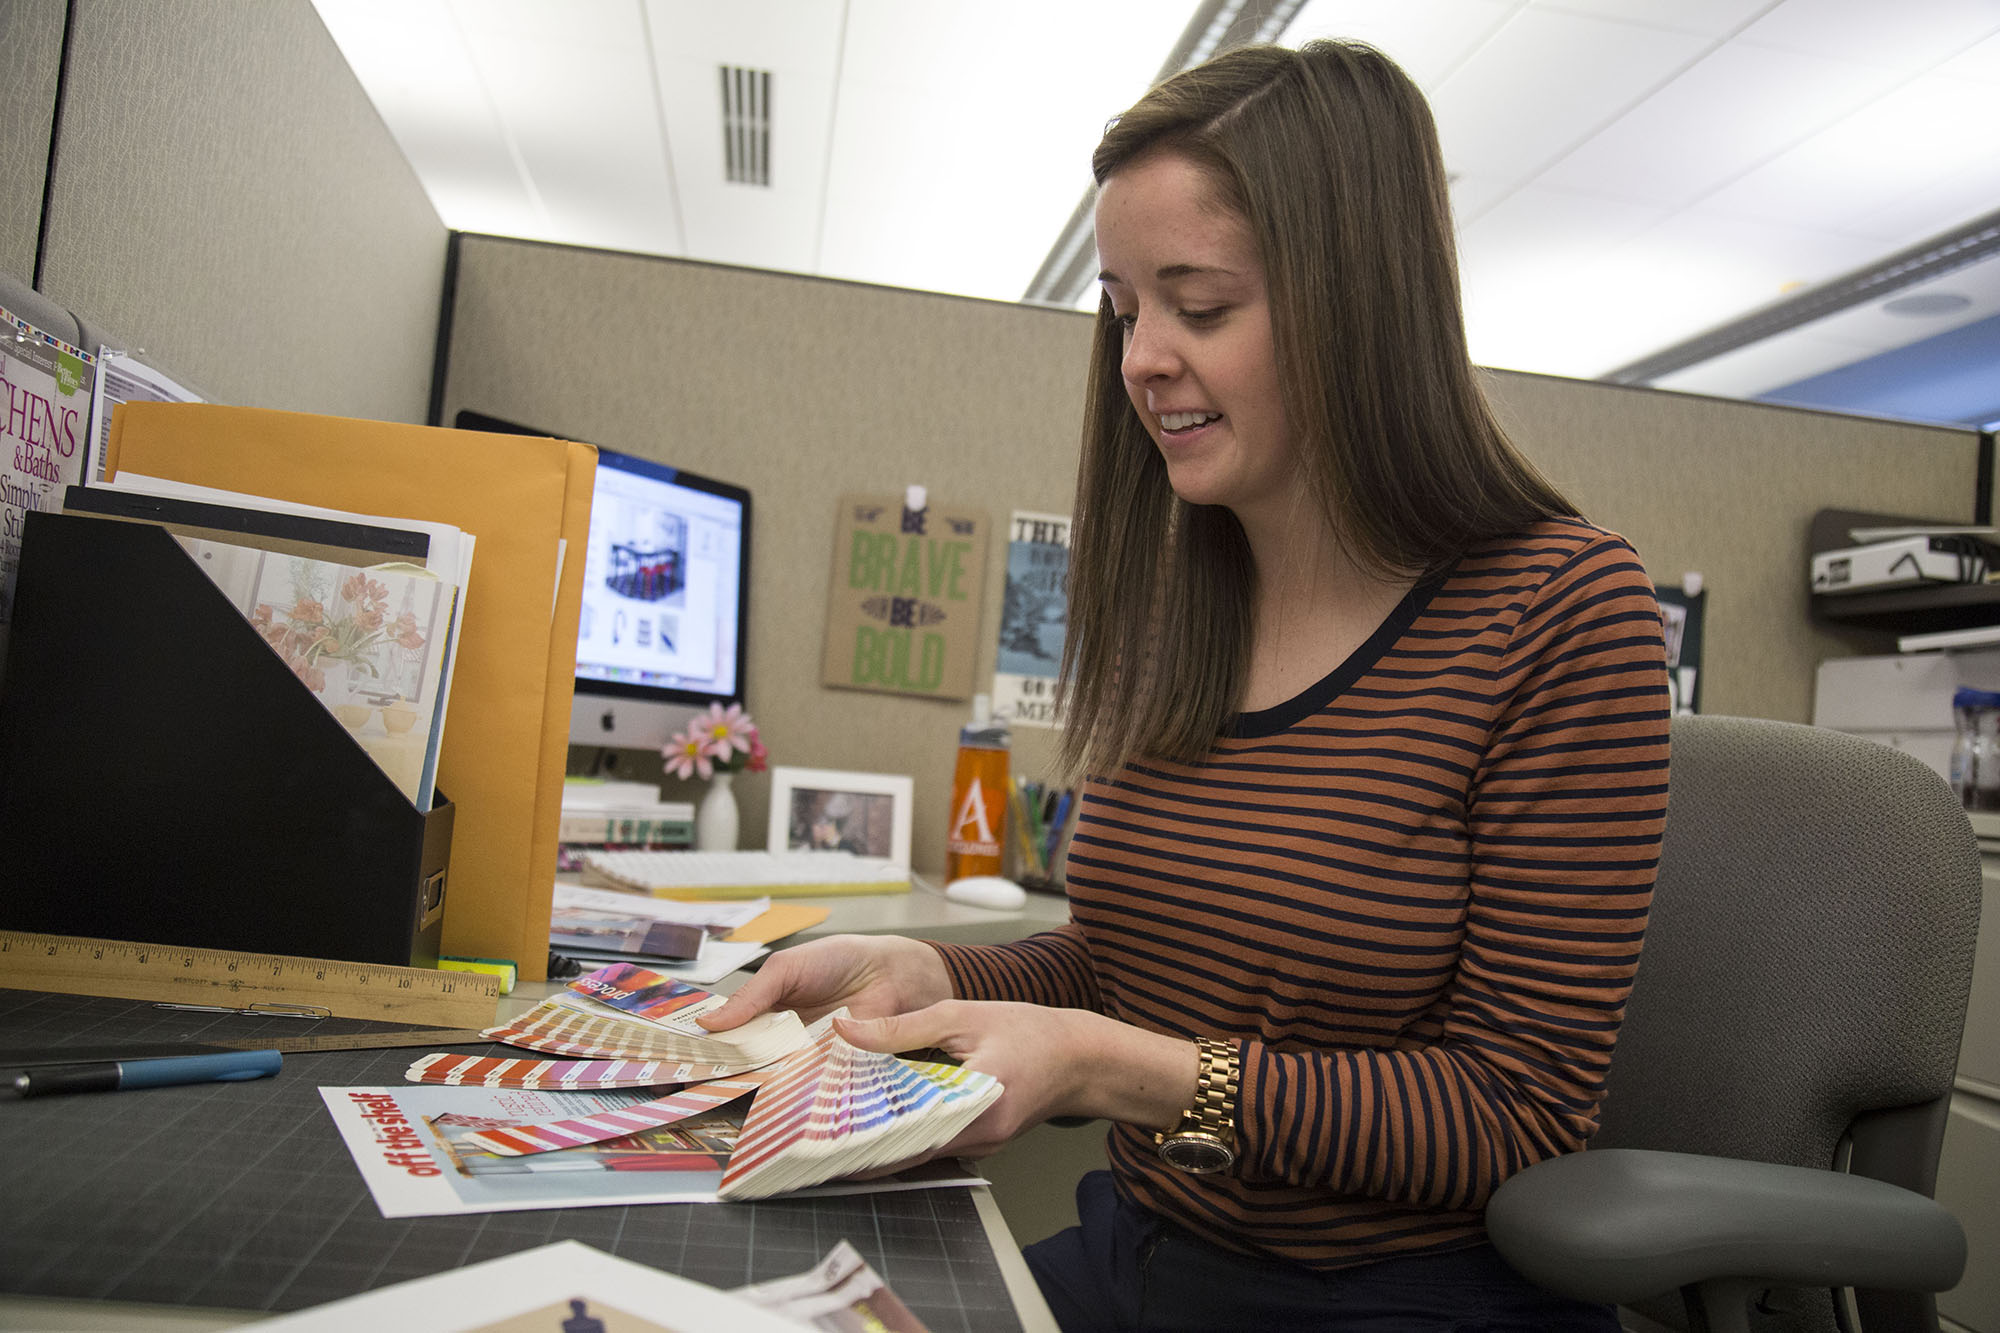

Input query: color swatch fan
[483,962,806,1078]
[717,1028,1002,1200]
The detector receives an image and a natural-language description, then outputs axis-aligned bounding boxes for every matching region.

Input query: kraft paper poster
[821,493,988,701]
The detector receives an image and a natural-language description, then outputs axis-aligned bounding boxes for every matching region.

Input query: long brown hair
[1058,40,1576,778]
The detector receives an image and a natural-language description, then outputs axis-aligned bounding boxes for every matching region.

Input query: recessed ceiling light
[1882,291,1972,317]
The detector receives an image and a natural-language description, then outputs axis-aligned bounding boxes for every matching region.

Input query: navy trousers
[1023,1172,1622,1333]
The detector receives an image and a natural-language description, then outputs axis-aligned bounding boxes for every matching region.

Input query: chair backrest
[1594,715,1981,1333]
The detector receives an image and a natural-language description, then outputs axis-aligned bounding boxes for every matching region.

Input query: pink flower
[746,732,768,774]
[698,702,755,762]
[662,720,714,781]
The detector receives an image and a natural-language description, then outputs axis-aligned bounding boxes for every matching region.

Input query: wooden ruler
[3,1029,498,1068]
[0,931,499,1027]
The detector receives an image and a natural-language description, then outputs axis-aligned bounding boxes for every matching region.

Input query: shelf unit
[1810,508,2000,638]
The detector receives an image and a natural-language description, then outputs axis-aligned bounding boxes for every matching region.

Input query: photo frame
[766,766,914,866]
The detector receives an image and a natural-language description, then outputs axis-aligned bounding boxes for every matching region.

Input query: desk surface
[593,877,1074,950]
[0,889,1070,1330]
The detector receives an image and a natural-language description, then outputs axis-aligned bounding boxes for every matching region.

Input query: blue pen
[1045,789,1073,862]
[12,1049,283,1098]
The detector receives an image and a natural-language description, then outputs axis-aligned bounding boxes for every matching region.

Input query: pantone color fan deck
[717,1028,1002,1200]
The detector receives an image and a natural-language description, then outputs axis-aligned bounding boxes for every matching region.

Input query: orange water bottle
[945,693,1010,882]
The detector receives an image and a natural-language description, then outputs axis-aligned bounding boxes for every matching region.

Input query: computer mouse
[944,875,1029,910]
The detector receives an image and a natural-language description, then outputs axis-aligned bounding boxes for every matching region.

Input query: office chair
[1486,715,1979,1333]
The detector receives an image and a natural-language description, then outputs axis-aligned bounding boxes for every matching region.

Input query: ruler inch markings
[0,930,499,1027]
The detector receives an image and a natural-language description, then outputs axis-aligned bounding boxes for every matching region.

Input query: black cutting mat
[0,989,1023,1331]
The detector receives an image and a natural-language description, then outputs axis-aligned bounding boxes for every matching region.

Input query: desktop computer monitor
[456,413,751,752]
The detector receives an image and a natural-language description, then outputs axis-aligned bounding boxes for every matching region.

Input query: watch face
[1160,1133,1233,1174]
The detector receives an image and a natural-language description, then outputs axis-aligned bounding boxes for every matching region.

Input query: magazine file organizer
[0,512,451,967]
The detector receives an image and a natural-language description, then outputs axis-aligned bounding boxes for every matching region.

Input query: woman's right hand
[696,933,953,1031]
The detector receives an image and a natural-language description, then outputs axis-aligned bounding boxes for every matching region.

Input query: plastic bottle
[945,694,1011,882]
[1950,686,2000,810]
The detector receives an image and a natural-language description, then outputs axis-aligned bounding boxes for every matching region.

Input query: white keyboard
[579,849,911,899]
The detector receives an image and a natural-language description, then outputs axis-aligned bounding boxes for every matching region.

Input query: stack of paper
[716,1027,1002,1201]
[485,962,807,1078]
[548,883,770,984]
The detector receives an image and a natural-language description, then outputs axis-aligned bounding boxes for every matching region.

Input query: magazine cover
[568,960,730,1029]
[0,305,94,676]
[992,510,1071,728]
[321,1083,982,1218]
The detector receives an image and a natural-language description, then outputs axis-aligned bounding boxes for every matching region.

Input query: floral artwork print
[250,563,427,693]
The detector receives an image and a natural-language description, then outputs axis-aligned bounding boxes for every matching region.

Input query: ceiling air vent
[720,66,772,187]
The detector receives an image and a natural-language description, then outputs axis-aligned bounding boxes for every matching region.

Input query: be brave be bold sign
[821,492,988,700]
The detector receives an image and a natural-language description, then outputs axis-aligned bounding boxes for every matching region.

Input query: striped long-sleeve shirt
[931,520,1671,1269]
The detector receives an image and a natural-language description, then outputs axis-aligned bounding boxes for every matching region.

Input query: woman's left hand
[832,1000,1197,1165]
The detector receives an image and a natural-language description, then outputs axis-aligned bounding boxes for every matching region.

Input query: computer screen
[455,413,751,752]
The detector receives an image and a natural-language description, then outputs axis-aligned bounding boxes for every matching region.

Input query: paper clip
[154,1001,332,1020]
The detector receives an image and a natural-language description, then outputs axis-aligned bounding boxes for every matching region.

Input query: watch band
[1155,1037,1238,1174]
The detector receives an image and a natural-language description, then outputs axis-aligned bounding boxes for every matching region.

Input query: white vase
[695,772,739,851]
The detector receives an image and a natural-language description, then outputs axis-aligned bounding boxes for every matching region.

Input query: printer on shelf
[1810,529,1999,595]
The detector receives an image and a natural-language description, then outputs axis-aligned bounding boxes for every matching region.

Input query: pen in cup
[12,1049,283,1098]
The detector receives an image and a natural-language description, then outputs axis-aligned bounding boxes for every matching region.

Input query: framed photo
[766,767,914,866]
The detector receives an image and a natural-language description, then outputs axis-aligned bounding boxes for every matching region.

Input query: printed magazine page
[321,1083,982,1219]
[239,1239,802,1331]
[83,348,202,484]
[178,539,456,807]
[992,510,1070,728]
[0,305,94,675]
[736,1239,932,1332]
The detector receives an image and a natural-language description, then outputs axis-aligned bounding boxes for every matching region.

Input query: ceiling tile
[645,0,847,272]
[1934,25,2000,79]
[455,0,683,256]
[1630,207,1890,301]
[314,0,545,234]
[1457,183,1668,270]
[1281,0,1521,89]
[1839,163,2000,250]
[817,0,1185,300]
[1427,6,1715,203]
[1535,42,1901,208]
[1735,0,2000,72]
[1528,0,1780,39]
[1699,69,2000,236]
[1457,186,1674,374]
[1446,171,1521,222]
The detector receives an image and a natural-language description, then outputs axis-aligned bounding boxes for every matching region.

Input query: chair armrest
[1485,1148,1966,1305]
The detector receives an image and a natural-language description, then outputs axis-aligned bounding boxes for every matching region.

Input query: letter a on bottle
[950,778,995,848]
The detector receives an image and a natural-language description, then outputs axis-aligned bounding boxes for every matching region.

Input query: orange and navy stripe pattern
[932,520,1670,1269]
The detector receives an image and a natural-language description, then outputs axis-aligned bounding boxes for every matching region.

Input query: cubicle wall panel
[445,236,1981,874]
[1485,371,1977,726]
[0,0,64,285]
[34,0,445,424]
[444,236,1090,874]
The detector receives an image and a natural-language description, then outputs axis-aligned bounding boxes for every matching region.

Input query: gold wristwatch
[1155,1037,1238,1174]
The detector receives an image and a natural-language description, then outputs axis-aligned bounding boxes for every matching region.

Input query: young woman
[705,39,1670,1331]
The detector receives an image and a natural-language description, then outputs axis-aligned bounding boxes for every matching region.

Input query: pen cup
[1006,780,1076,895]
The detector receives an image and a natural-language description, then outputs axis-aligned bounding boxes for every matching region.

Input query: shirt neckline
[1226,567,1451,739]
